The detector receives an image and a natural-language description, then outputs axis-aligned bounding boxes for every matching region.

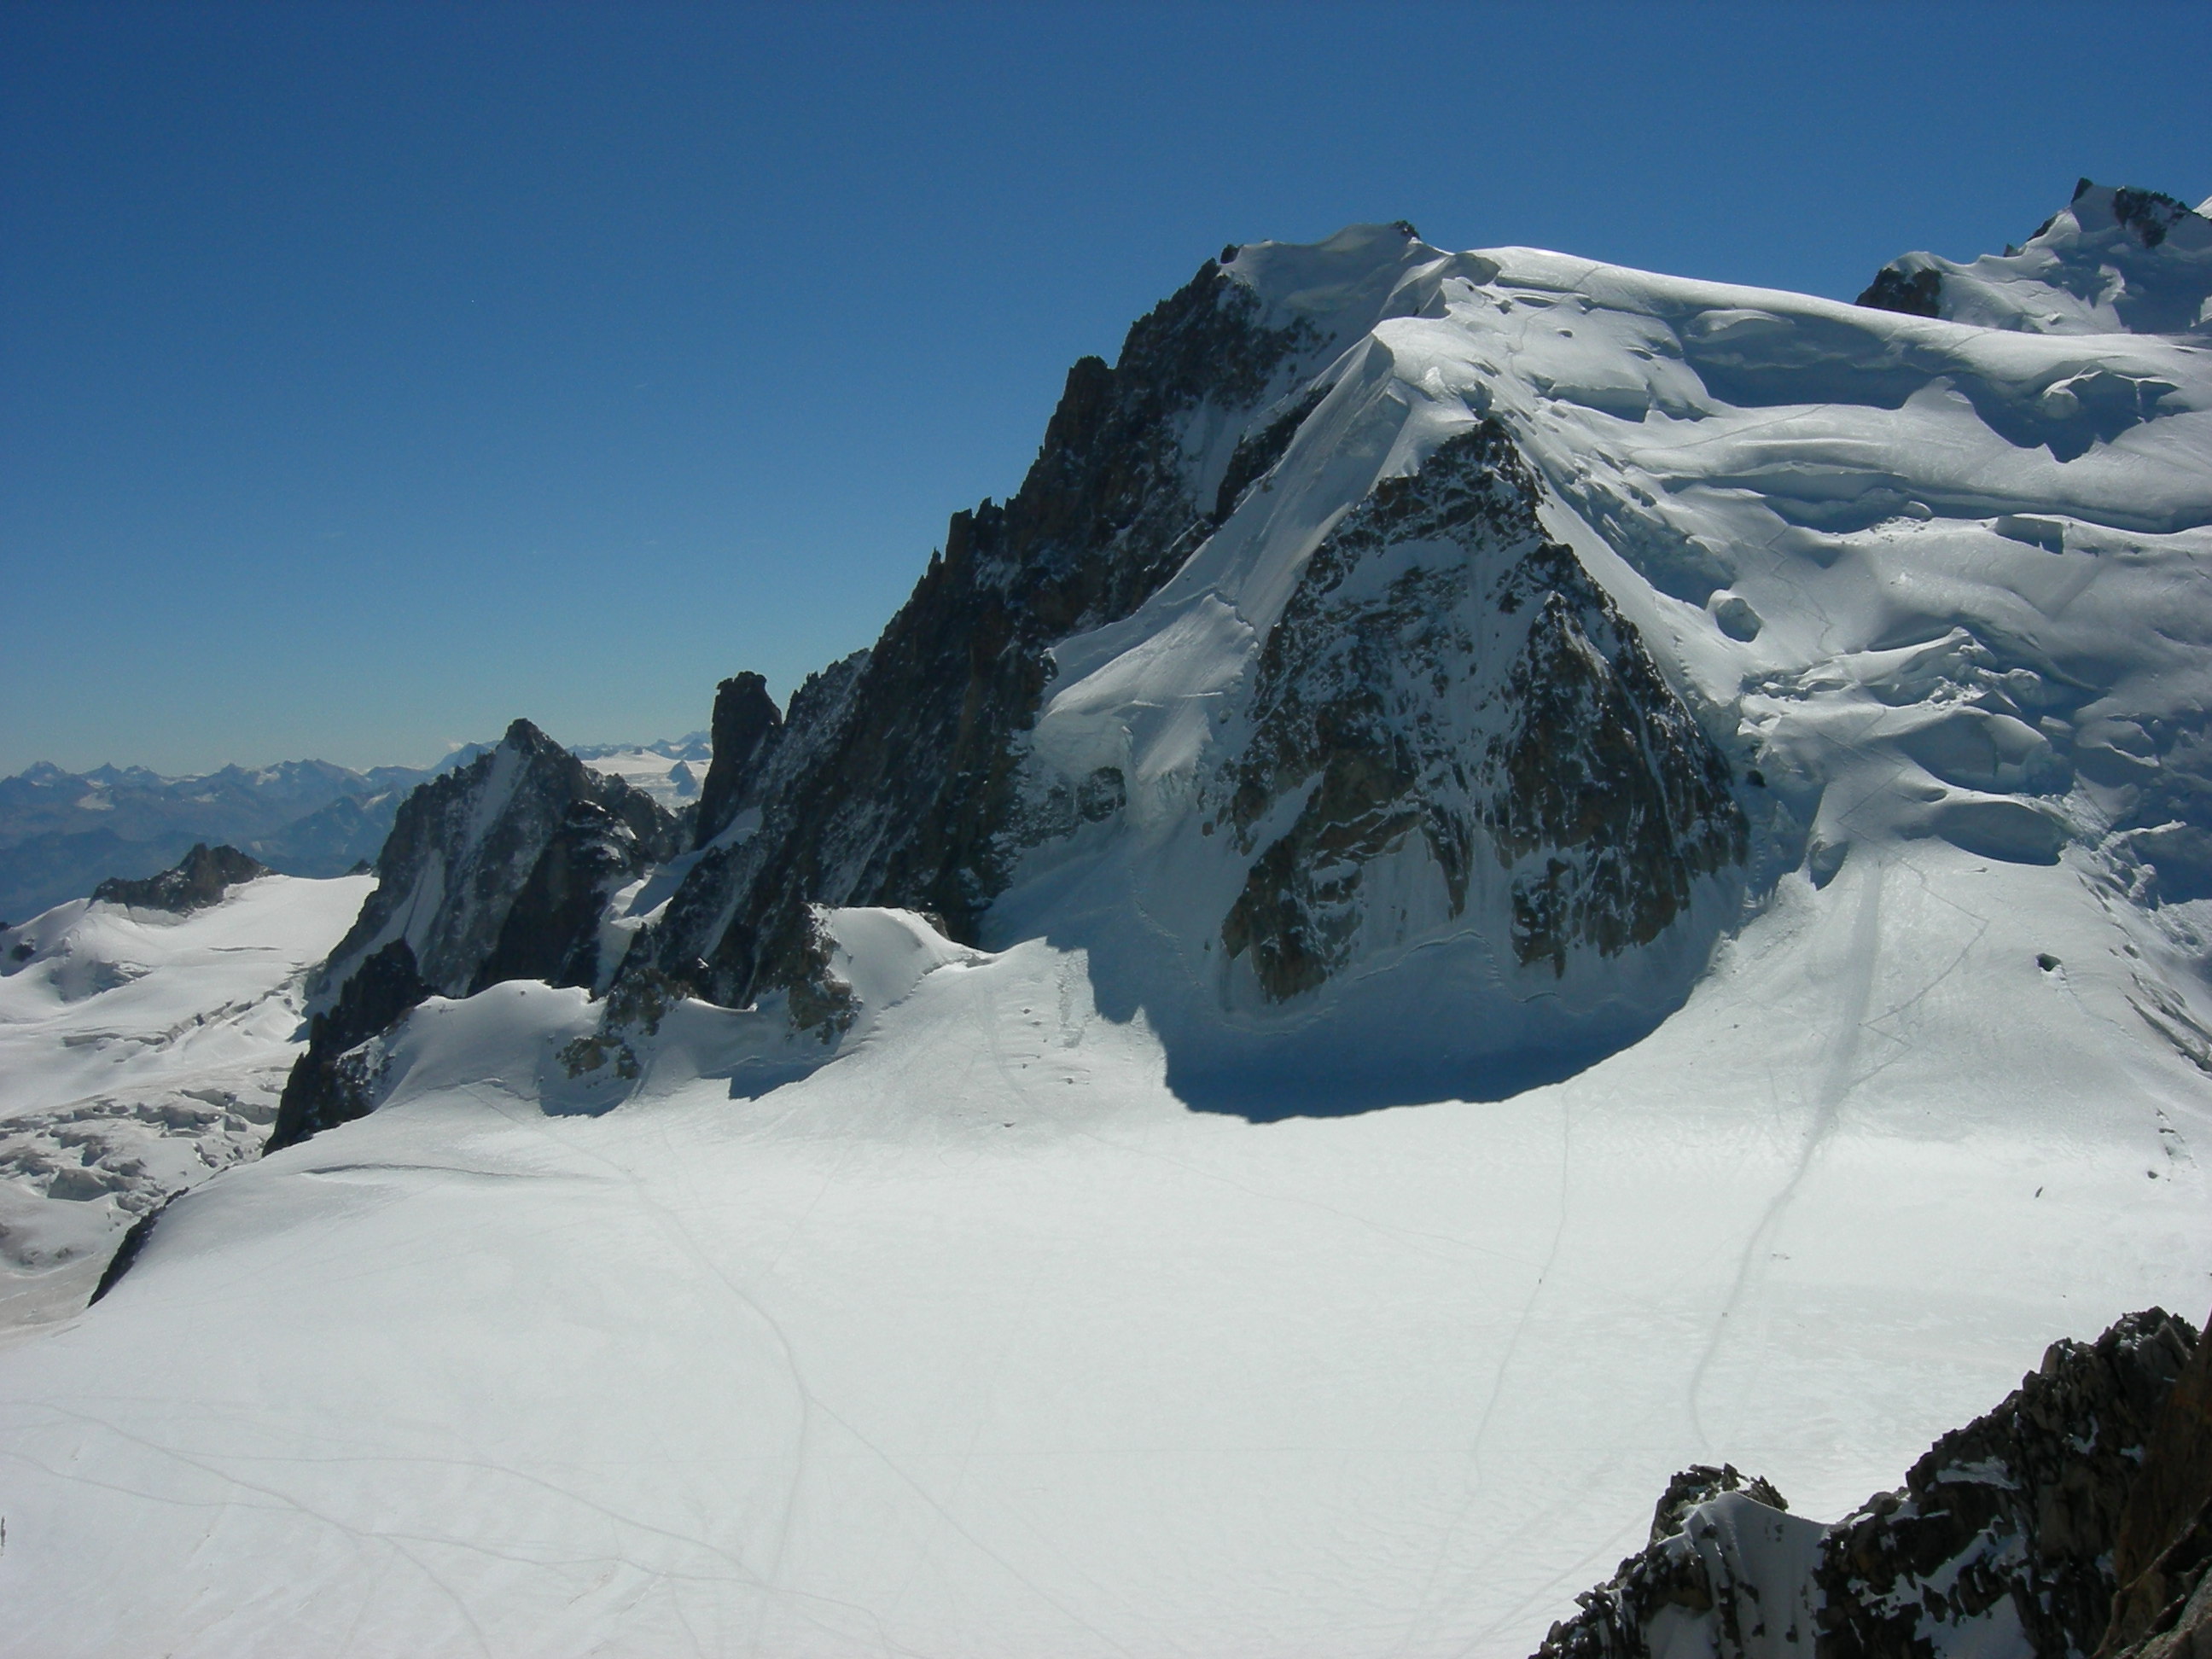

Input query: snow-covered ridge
[1858,179,2212,335]
[2,188,2209,1658]
[987,198,2212,1098]
[265,190,2212,1113]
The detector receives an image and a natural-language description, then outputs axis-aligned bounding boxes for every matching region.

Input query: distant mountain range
[5,183,2210,1656]
[0,734,708,923]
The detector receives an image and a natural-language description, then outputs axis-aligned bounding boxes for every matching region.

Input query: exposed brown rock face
[1818,1309,2195,1658]
[1222,420,1746,999]
[91,842,270,914]
[1533,1309,2205,1659]
[2101,1312,2212,1659]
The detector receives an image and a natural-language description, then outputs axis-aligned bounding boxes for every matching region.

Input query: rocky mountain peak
[90,843,270,914]
[694,672,782,848]
[599,247,1336,1016]
[271,717,683,1148]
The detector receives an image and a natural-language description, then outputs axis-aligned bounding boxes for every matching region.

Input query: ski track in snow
[1385,1087,1574,1658]
[6,204,2212,1656]
[3,866,2206,1655]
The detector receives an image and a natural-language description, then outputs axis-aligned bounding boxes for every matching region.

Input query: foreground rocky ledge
[1536,1307,2212,1659]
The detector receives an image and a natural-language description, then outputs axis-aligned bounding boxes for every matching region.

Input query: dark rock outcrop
[267,720,681,1150]
[91,843,270,913]
[470,798,661,994]
[2109,183,2203,251]
[1534,1308,2203,1659]
[2100,1313,2212,1658]
[1213,379,1333,524]
[623,253,1325,1008]
[1819,1308,2194,1657]
[267,939,431,1150]
[1855,263,1943,318]
[694,672,783,848]
[1220,420,1746,998]
[85,1190,183,1305]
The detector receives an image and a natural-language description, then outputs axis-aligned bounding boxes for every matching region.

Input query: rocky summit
[7,185,2211,1658]
[90,842,270,915]
[266,719,683,1150]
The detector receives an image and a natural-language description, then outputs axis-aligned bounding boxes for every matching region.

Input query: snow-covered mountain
[568,732,713,806]
[0,736,709,926]
[0,755,434,922]
[302,181,2212,1113]
[2,183,2209,1657]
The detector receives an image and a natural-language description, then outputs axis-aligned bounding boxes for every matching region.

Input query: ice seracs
[0,184,2208,1656]
[0,859,370,1332]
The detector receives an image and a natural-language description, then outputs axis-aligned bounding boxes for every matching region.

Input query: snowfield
[2,189,2210,1656]
[0,849,2203,1656]
[0,875,371,1336]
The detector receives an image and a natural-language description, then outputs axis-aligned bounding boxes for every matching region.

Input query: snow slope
[0,854,2202,1656]
[998,214,2212,1103]
[2,198,2210,1656]
[0,874,372,1336]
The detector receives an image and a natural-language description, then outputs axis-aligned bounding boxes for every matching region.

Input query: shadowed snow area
[0,851,2206,1656]
[2,200,2211,1656]
[994,207,2212,1109]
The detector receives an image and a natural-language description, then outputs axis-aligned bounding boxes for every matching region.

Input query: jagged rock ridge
[622,247,1336,1009]
[90,843,270,914]
[268,720,682,1149]
[1534,1308,2204,1659]
[1217,418,1744,998]
[276,181,2212,1120]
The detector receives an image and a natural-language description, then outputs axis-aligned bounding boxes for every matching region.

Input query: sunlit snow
[1,197,2208,1656]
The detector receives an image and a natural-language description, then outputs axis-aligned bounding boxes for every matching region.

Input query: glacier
[0,183,2209,1656]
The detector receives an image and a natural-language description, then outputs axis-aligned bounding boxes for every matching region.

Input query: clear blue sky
[5,1,2209,775]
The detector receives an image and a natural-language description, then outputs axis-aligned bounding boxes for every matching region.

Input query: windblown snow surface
[3,196,2211,1657]
[0,876,372,1336]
